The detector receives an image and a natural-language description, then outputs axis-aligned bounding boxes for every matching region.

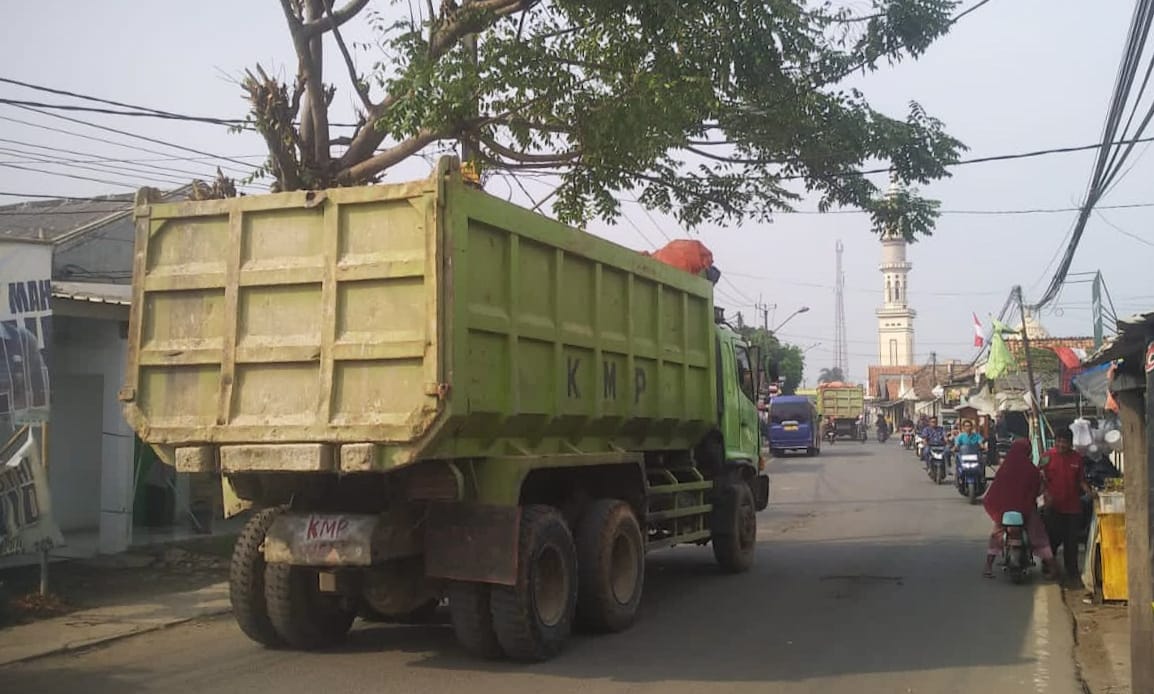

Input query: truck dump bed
[123,161,717,473]
[818,386,864,420]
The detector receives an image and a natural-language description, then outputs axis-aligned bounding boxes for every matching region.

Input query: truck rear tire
[448,582,504,658]
[575,500,644,633]
[712,480,757,573]
[265,563,355,650]
[229,507,284,647]
[490,505,578,661]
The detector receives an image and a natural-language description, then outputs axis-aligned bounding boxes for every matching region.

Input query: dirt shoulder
[0,535,233,627]
[1067,588,1131,694]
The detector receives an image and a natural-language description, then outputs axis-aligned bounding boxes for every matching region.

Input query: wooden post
[1136,337,1154,692]
[38,422,49,596]
[1015,287,1042,453]
[1117,378,1152,691]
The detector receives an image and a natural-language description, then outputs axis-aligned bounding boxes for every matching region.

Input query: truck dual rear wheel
[229,507,284,647]
[490,505,578,661]
[448,582,503,659]
[575,500,644,633]
[265,563,356,650]
[712,480,757,573]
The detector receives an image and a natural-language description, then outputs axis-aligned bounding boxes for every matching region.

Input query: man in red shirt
[1041,429,1094,585]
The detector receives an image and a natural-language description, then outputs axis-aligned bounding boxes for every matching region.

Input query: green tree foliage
[248,0,967,238]
[738,326,805,395]
[818,366,846,383]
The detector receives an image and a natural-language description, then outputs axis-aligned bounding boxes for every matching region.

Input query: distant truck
[121,158,772,662]
[818,383,866,442]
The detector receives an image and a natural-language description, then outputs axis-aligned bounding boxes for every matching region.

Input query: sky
[1,1,1152,386]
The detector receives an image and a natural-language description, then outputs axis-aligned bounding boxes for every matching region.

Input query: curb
[0,607,232,668]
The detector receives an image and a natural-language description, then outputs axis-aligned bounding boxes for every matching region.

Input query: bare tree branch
[300,0,370,38]
[323,0,372,110]
[339,129,447,182]
[279,0,332,170]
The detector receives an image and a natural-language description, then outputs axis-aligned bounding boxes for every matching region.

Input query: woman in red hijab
[982,438,1056,578]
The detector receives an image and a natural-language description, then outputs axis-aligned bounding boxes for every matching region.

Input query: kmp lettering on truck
[567,357,581,398]
[569,358,648,405]
[305,515,351,542]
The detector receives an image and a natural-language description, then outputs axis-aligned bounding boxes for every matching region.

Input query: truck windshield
[770,402,812,424]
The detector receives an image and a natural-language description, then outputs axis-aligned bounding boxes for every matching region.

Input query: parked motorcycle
[999,510,1034,584]
[954,443,986,504]
[927,444,949,484]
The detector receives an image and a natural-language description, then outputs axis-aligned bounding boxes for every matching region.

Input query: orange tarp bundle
[643,240,714,275]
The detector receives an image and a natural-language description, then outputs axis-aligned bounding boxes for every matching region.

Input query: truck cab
[713,321,770,510]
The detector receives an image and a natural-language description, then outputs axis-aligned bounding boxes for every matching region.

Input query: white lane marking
[1033,586,1051,693]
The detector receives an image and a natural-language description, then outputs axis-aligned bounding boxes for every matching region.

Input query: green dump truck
[121,158,770,661]
[818,383,866,442]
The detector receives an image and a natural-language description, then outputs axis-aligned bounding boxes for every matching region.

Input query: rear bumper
[262,504,521,585]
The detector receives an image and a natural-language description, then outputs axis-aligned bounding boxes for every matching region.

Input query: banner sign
[0,427,63,557]
[1,241,52,433]
[0,240,58,557]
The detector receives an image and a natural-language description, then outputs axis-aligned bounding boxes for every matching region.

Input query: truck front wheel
[711,480,757,573]
[490,505,578,661]
[265,563,355,650]
[229,507,284,647]
[575,499,644,633]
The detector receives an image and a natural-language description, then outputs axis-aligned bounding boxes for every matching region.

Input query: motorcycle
[927,444,948,484]
[899,427,914,449]
[876,427,889,444]
[954,443,986,504]
[999,510,1034,584]
[825,427,837,445]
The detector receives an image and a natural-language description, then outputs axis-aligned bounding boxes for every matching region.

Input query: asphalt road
[2,442,1082,694]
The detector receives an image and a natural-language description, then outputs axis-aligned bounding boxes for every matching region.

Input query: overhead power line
[6,103,257,172]
[0,162,144,189]
[0,145,199,187]
[0,113,254,176]
[0,75,359,128]
[780,200,1154,216]
[1028,0,1154,310]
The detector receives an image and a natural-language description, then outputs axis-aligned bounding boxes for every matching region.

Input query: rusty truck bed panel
[123,183,442,449]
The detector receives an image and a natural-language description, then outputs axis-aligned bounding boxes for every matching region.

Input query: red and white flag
[972,313,984,348]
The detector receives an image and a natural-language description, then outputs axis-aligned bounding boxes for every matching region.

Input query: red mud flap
[424,502,520,586]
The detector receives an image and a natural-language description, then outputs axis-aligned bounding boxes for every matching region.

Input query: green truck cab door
[717,332,761,464]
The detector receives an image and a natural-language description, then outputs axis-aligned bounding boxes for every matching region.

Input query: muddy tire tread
[490,505,577,661]
[229,507,284,647]
[448,582,503,659]
[575,499,644,633]
[265,562,355,650]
